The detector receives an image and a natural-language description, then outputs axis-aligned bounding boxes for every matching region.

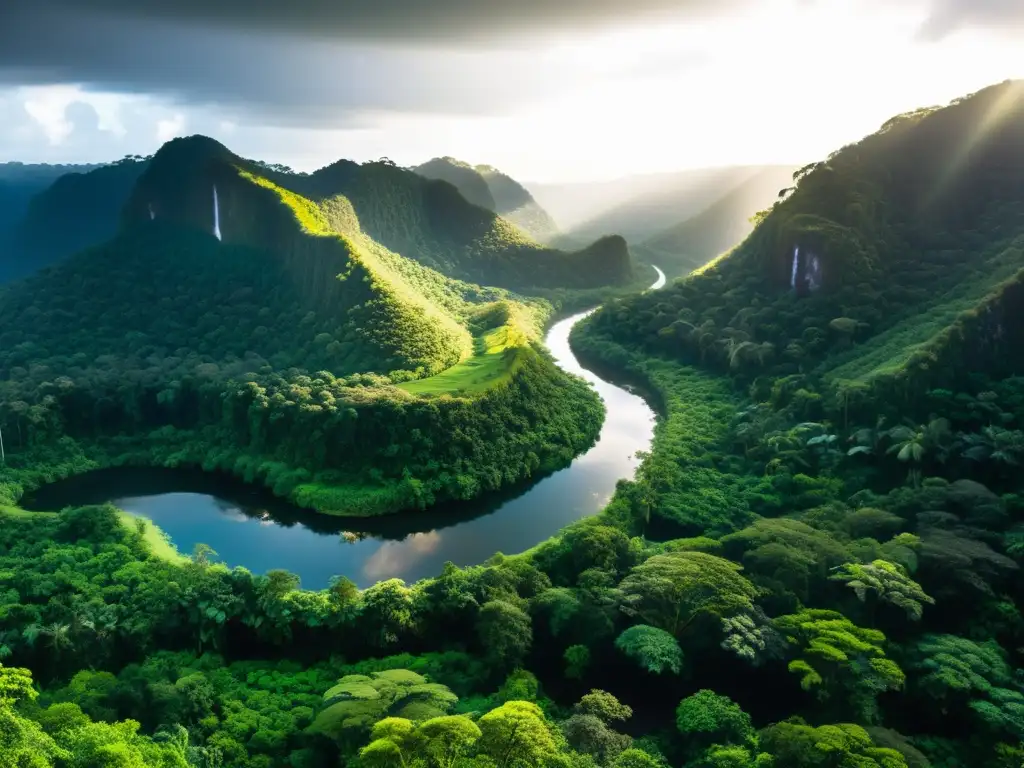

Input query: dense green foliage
[279,151,630,292]
[564,79,1024,767]
[6,82,1024,768]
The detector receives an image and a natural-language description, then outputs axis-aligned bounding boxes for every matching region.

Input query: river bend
[27,266,666,588]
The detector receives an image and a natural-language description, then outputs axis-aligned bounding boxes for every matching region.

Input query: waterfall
[148,203,155,221]
[808,255,822,291]
[790,245,800,288]
[212,185,222,241]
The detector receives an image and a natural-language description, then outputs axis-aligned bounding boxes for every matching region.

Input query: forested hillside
[0,156,147,282]
[0,135,610,518]
[477,164,560,243]
[415,156,560,243]
[282,153,628,290]
[587,80,1024,397]
[643,165,798,278]
[568,79,1024,768]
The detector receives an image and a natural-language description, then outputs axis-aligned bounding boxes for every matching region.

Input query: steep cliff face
[122,136,240,237]
[750,80,1024,294]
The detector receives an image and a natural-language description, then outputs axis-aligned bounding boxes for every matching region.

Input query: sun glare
[488,0,1024,181]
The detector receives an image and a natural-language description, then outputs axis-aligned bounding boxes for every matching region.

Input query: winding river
[26,267,666,589]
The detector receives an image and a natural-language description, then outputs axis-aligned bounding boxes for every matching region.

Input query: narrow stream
[27,266,666,588]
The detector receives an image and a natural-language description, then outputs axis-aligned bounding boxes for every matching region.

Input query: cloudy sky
[0,0,1021,182]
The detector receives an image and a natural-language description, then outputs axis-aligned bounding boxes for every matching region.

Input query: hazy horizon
[1,0,1022,183]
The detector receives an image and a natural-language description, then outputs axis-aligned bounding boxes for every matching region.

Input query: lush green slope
[643,165,798,278]
[0,135,607,517]
[0,157,148,283]
[288,155,628,291]
[587,81,1024,402]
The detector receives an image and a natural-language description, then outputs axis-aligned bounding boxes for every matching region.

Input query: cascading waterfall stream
[212,185,222,241]
[790,245,800,289]
[148,203,155,221]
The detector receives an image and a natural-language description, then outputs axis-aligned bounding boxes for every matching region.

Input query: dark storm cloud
[6,0,741,45]
[0,0,727,126]
[0,5,559,124]
[0,0,724,126]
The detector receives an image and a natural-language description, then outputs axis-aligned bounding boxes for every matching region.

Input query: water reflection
[26,267,664,589]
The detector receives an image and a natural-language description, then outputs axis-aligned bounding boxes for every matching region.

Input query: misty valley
[1,71,1024,768]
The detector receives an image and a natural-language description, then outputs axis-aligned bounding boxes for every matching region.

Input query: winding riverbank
[26,267,666,588]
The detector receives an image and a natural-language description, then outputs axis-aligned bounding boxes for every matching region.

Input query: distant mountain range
[530,164,796,242]
[640,166,799,277]
[0,159,149,283]
[0,162,104,253]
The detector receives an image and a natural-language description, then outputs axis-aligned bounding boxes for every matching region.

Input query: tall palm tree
[885,418,950,464]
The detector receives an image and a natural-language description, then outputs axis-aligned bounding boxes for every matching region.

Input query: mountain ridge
[0,134,618,517]
[0,158,145,282]
[413,155,560,243]
[582,79,1024,414]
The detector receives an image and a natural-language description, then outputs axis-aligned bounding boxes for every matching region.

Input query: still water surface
[27,267,666,589]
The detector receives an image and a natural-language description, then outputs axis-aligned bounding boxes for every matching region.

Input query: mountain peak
[413,156,559,243]
[148,134,236,168]
[414,157,496,211]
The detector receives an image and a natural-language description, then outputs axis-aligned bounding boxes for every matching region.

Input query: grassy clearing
[821,240,1024,385]
[399,322,528,396]
[116,510,188,564]
[399,300,539,397]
